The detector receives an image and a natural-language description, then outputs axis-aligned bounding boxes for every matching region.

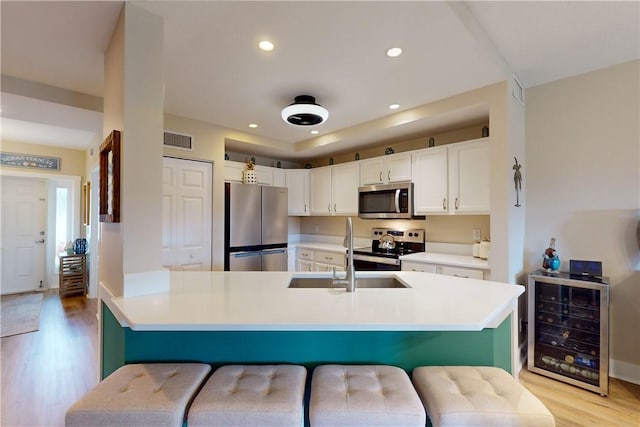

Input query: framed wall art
[99,130,121,223]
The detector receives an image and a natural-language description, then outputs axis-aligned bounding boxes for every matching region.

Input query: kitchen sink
[288,276,409,289]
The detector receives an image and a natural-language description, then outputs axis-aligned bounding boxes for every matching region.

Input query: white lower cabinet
[401,261,437,273]
[295,247,346,272]
[313,250,346,272]
[401,260,485,280]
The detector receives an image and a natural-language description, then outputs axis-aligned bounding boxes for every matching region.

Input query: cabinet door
[401,261,437,273]
[296,259,313,272]
[310,167,332,215]
[254,165,274,186]
[360,158,384,185]
[286,170,310,215]
[224,161,245,182]
[439,265,484,280]
[449,139,490,214]
[412,147,448,214]
[331,163,360,215]
[385,152,412,182]
[273,168,286,187]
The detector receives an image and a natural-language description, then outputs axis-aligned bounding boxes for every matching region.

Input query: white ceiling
[1,1,638,159]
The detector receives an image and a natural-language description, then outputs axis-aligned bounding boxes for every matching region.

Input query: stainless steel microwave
[358,182,413,219]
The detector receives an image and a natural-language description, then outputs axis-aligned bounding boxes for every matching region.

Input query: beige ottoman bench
[65,363,211,427]
[412,366,555,427]
[309,364,426,427]
[187,364,307,427]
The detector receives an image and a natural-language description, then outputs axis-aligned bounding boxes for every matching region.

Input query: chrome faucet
[332,217,356,291]
[345,217,357,292]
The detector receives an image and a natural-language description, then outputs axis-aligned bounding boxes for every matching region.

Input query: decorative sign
[0,152,60,170]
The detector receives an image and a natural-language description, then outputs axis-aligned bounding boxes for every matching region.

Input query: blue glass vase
[548,256,560,271]
[74,238,87,254]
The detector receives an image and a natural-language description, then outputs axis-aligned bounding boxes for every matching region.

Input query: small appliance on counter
[351,228,425,271]
[224,183,288,271]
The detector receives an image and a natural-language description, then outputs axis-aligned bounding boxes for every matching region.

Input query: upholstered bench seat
[412,366,555,427]
[309,364,426,427]
[65,363,211,427]
[188,364,307,427]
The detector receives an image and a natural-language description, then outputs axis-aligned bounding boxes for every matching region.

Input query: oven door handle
[394,189,401,213]
[352,254,400,266]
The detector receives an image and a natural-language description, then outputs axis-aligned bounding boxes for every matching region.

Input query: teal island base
[102,303,513,379]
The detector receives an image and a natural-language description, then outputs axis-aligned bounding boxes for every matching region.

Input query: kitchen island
[100,271,523,379]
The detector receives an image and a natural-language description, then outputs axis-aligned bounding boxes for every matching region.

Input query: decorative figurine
[513,156,523,207]
[385,147,394,155]
[542,237,560,272]
[428,137,435,147]
[355,152,360,161]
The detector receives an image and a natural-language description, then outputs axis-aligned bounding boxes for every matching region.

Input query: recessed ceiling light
[389,104,400,110]
[258,40,274,51]
[386,47,402,57]
[310,130,319,135]
[249,123,258,128]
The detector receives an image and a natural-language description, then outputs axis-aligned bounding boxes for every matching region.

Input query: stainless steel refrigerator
[224,182,288,271]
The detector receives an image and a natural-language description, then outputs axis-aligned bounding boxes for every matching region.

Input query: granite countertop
[102,271,522,332]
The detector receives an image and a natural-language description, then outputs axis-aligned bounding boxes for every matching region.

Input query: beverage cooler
[528,270,609,395]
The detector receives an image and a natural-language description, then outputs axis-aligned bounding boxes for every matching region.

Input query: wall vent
[512,74,525,105]
[163,131,193,150]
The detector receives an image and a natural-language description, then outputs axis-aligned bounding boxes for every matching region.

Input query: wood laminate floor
[1,291,639,426]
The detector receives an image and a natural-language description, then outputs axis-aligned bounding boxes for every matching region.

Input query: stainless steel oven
[352,228,425,271]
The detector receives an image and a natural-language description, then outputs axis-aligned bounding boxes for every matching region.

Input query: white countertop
[103,271,522,332]
[400,252,490,270]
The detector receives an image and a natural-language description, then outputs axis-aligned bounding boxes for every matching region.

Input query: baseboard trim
[610,359,640,385]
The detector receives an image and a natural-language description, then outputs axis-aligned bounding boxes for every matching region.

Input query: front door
[0,177,47,294]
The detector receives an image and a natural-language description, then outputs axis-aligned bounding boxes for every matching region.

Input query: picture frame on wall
[99,130,121,223]
[82,182,91,226]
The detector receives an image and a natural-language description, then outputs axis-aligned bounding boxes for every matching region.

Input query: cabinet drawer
[401,261,437,273]
[439,265,484,280]
[297,248,314,260]
[314,250,345,267]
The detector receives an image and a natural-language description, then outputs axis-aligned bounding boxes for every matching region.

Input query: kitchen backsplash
[297,215,490,244]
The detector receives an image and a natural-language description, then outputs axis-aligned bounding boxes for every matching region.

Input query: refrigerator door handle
[232,252,261,258]
[262,249,286,255]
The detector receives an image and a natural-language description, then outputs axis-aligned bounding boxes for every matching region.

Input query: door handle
[379,171,382,182]
[34,239,45,244]
[443,198,447,210]
[388,170,391,181]
[455,197,459,210]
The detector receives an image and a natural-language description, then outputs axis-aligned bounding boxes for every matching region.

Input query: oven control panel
[371,228,424,243]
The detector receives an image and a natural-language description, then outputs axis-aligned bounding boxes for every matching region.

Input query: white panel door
[309,167,332,215]
[162,157,212,271]
[285,169,309,215]
[0,177,47,294]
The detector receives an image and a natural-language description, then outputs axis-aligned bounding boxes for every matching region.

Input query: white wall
[525,60,640,383]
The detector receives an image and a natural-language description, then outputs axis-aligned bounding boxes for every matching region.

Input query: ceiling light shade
[281,95,328,126]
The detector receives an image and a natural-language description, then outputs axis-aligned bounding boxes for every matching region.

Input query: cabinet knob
[334,204,337,212]
[379,171,383,182]
[455,197,459,210]
[328,204,331,212]
[388,170,391,181]
[304,203,307,212]
[443,198,447,210]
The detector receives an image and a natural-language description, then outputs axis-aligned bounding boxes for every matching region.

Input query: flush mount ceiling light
[281,95,328,126]
[258,40,274,51]
[386,47,402,57]
[389,103,400,110]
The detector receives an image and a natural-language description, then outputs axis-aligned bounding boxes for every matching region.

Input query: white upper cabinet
[360,152,412,185]
[412,146,449,214]
[286,169,310,216]
[310,163,360,215]
[412,138,490,215]
[310,166,332,215]
[254,165,273,186]
[448,139,490,214]
[273,168,286,187]
[224,161,275,186]
[331,162,360,214]
[224,161,245,182]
